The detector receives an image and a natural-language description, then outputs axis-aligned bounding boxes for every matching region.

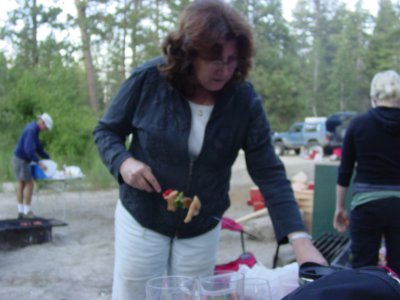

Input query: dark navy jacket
[14,121,50,162]
[93,57,305,241]
[338,107,400,189]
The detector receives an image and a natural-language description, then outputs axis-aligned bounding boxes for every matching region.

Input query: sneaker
[24,211,36,219]
[18,213,24,219]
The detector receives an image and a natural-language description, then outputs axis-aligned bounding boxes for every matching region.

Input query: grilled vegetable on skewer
[162,190,202,223]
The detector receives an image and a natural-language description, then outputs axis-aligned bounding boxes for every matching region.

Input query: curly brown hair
[160,0,254,96]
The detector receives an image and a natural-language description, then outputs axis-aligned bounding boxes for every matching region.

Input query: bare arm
[288,231,328,266]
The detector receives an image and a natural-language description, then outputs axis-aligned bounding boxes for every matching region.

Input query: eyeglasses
[201,56,240,69]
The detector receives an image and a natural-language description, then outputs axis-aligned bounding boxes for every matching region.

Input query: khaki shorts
[12,155,32,181]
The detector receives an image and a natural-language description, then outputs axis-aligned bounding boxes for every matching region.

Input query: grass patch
[0,144,117,191]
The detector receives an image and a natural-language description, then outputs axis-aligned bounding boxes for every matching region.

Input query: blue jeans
[350,197,400,274]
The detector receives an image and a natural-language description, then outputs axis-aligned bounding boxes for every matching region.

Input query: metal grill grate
[0,218,67,250]
[313,232,351,268]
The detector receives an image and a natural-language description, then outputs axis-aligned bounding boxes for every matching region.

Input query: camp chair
[214,217,257,274]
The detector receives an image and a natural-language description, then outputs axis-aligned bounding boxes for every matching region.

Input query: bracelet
[289,232,312,244]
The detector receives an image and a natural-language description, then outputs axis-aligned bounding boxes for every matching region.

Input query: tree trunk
[155,0,160,42]
[311,0,321,116]
[31,0,39,66]
[121,0,128,79]
[74,0,99,112]
[130,0,140,68]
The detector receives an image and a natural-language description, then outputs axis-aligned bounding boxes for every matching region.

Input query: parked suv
[273,117,329,156]
[325,111,358,149]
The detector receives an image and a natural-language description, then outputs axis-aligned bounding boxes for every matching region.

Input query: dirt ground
[0,153,322,300]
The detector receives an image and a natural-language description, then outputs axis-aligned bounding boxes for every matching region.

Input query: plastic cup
[198,271,244,300]
[146,275,196,300]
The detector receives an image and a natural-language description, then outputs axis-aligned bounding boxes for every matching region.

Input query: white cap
[39,113,53,130]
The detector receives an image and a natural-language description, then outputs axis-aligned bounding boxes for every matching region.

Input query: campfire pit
[0,217,67,250]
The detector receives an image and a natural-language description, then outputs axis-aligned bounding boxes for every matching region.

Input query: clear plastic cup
[146,275,196,300]
[198,271,244,300]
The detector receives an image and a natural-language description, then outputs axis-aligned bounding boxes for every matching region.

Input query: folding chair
[214,217,257,274]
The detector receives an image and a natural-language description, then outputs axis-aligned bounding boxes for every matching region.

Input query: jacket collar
[210,85,238,118]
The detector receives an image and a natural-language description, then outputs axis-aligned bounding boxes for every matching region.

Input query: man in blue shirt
[12,113,53,219]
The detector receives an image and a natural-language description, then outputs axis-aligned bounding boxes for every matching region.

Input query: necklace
[187,100,214,119]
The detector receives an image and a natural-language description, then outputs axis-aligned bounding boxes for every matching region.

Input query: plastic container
[40,159,57,177]
[31,164,48,179]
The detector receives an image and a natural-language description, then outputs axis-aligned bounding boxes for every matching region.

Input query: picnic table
[35,175,85,219]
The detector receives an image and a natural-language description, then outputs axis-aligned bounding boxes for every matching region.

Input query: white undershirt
[188,101,214,158]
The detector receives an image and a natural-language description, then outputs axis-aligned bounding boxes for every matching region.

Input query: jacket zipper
[175,99,195,238]
[175,91,236,237]
[174,158,193,239]
[186,158,194,195]
[183,92,236,201]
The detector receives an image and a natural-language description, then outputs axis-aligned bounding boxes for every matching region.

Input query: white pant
[112,200,221,300]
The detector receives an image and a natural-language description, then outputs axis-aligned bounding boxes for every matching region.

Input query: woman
[334,70,400,274]
[94,1,326,299]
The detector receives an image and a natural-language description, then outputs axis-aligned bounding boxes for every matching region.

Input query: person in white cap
[12,113,53,219]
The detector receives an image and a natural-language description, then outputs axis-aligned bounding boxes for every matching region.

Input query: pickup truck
[272,118,329,156]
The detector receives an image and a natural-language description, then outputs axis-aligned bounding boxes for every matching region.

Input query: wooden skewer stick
[235,208,268,223]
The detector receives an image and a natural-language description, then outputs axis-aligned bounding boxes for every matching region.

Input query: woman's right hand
[333,208,349,234]
[119,157,161,193]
